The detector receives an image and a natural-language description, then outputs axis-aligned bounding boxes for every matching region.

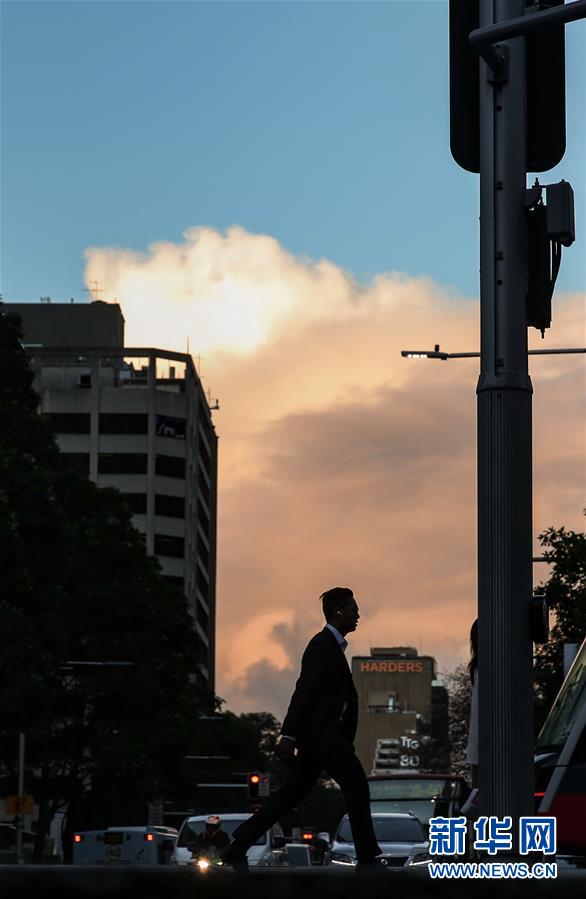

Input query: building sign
[373,735,421,772]
[5,794,34,816]
[399,734,420,769]
[357,660,426,673]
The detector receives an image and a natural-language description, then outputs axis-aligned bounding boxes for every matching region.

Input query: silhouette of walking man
[220,587,382,869]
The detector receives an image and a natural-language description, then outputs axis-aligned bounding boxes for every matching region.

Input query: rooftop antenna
[206,388,220,411]
[84,280,106,301]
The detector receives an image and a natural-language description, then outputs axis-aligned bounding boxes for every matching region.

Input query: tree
[443,665,471,779]
[534,520,586,732]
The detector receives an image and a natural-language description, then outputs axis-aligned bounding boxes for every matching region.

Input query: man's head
[320,587,360,636]
[206,814,222,835]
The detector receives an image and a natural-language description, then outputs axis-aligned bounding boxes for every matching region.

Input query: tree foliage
[443,664,471,779]
[534,519,586,732]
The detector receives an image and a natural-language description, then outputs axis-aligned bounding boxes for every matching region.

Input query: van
[72,825,177,865]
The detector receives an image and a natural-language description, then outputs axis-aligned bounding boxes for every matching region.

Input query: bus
[367,773,470,829]
[535,637,586,856]
[72,825,178,865]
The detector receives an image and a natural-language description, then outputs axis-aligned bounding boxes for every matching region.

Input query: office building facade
[352,646,449,775]
[10,301,217,690]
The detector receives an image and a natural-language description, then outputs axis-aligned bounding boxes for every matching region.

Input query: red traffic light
[247,772,263,798]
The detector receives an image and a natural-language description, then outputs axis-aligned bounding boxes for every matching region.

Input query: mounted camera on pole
[449,0,583,841]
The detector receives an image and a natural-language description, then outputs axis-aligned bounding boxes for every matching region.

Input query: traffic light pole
[477,0,533,831]
[16,732,25,865]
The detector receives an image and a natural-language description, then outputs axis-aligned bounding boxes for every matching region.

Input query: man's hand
[275,735,296,763]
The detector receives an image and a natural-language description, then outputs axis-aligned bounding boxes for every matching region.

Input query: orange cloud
[84,227,585,720]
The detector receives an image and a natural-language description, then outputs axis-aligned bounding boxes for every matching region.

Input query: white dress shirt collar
[326,623,348,651]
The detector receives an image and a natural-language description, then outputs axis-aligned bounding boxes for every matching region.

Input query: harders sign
[353,659,433,674]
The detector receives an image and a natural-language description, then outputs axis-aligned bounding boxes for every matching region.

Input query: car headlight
[330,852,356,866]
[406,852,432,867]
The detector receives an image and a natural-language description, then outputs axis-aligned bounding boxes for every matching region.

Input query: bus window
[537,641,586,750]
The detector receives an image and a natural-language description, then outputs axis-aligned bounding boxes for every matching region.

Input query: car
[171,814,286,867]
[329,812,429,868]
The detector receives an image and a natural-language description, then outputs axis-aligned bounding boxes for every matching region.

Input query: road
[1,864,585,898]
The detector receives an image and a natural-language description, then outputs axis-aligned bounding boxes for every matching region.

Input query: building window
[162,574,185,592]
[155,414,186,439]
[197,601,209,632]
[197,537,210,569]
[195,632,208,668]
[121,493,147,515]
[197,501,209,535]
[199,427,212,461]
[48,412,91,434]
[154,534,184,559]
[56,453,90,474]
[198,470,210,504]
[197,565,209,603]
[98,453,148,474]
[155,494,185,518]
[156,454,185,479]
[99,413,148,434]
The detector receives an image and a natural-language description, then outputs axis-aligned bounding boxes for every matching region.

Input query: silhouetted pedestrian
[220,587,382,870]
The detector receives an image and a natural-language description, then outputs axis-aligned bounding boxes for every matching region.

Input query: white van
[72,825,178,865]
[172,814,286,867]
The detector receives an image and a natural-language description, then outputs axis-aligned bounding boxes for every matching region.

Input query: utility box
[546,181,575,246]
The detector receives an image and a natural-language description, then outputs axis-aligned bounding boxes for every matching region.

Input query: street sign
[5,794,34,816]
[258,774,270,798]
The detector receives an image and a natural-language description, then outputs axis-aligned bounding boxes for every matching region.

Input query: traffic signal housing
[247,772,261,799]
[449,0,566,173]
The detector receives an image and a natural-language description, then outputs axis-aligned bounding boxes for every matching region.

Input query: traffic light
[449,0,566,173]
[247,772,261,799]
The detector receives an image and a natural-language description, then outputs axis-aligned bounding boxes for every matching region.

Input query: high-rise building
[352,646,450,775]
[9,300,217,691]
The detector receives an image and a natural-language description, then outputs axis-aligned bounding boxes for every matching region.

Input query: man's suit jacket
[281,627,358,754]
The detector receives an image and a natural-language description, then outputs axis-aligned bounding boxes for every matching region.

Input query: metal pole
[16,732,25,865]
[477,0,534,835]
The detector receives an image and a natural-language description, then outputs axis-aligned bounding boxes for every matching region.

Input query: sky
[1,1,585,719]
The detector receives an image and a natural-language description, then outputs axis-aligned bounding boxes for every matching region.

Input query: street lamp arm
[401,347,585,360]
[470,0,586,70]
[447,349,585,358]
[60,661,134,670]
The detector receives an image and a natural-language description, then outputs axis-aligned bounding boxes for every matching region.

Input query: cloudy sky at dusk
[2,2,584,720]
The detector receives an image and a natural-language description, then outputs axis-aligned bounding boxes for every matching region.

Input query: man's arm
[280,640,328,741]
